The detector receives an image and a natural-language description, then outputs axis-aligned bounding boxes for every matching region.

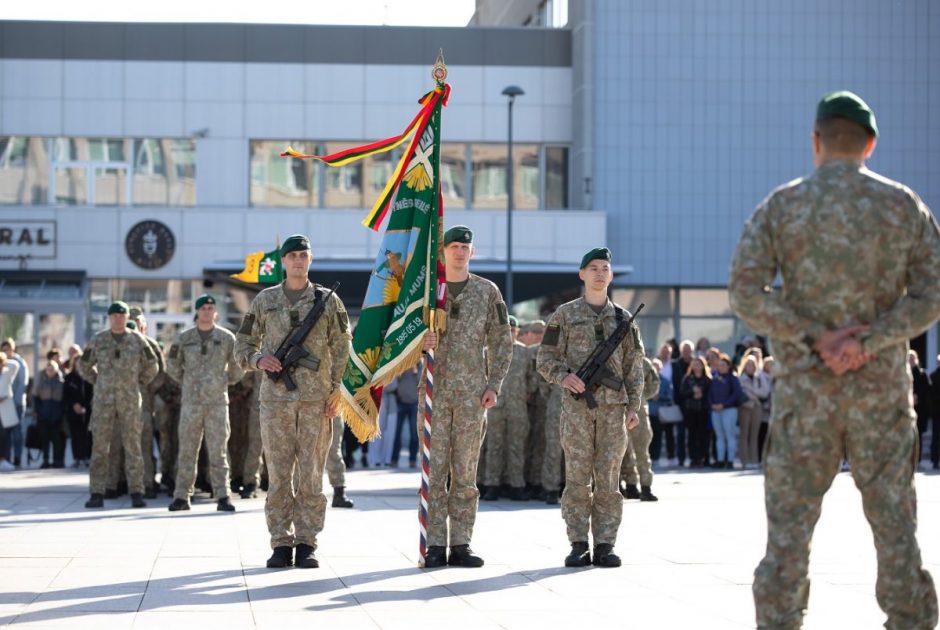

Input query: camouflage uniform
[166,325,244,500]
[76,330,159,495]
[483,340,537,488]
[242,371,263,489]
[154,377,181,488]
[227,374,254,486]
[419,274,512,547]
[537,298,644,546]
[324,416,346,488]
[730,159,940,629]
[541,384,563,493]
[621,357,659,487]
[235,282,350,549]
[525,344,549,489]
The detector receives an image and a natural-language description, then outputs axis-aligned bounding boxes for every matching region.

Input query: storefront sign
[125,220,175,270]
[0,220,57,260]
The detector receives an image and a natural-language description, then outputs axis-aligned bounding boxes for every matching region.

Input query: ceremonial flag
[231,248,283,284]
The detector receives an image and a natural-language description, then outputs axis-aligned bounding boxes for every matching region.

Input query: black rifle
[571,302,645,409]
[266,282,339,392]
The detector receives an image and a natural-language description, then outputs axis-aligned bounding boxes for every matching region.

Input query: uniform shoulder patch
[338,309,350,333]
[238,313,255,336]
[168,344,179,359]
[544,324,561,346]
[496,301,508,326]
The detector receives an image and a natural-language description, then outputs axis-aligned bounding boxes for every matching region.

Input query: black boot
[448,544,484,567]
[266,546,294,568]
[508,486,528,501]
[240,483,257,499]
[592,543,622,568]
[168,498,191,511]
[527,484,546,501]
[217,497,236,512]
[117,480,128,496]
[545,490,560,505]
[639,486,659,502]
[481,486,499,501]
[423,546,447,568]
[331,486,354,508]
[144,486,158,500]
[564,541,591,567]
[163,478,175,496]
[622,483,641,500]
[295,544,318,568]
[230,477,243,494]
[85,493,104,509]
[130,493,146,508]
[104,488,120,499]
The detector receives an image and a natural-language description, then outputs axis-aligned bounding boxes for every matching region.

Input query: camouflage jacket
[142,334,166,398]
[642,357,661,402]
[729,159,940,407]
[537,297,645,411]
[235,281,351,403]
[433,273,512,398]
[76,329,160,406]
[166,325,244,406]
[493,340,539,409]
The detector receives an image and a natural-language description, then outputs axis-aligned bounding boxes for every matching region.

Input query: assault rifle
[571,302,644,409]
[267,282,339,392]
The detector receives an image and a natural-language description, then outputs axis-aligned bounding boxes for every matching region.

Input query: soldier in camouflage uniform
[521,321,549,499]
[228,372,254,493]
[166,294,244,512]
[239,370,263,499]
[541,383,563,504]
[131,309,164,497]
[420,225,512,568]
[729,91,940,630]
[620,356,659,501]
[235,234,351,569]
[77,301,160,508]
[324,416,354,508]
[482,315,537,501]
[537,248,644,568]
[154,372,181,495]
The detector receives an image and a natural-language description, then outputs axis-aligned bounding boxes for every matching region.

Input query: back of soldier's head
[814,117,871,155]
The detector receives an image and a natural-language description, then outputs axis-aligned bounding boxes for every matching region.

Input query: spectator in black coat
[63,345,93,467]
[909,351,931,467]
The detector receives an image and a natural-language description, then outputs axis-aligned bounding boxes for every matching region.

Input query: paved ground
[1,464,938,629]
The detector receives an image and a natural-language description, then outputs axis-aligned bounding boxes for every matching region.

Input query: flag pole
[418,308,434,567]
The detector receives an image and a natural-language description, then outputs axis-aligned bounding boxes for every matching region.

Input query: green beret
[580,247,612,269]
[128,306,143,319]
[108,301,129,315]
[126,321,137,330]
[195,294,217,310]
[443,225,473,245]
[816,90,878,138]
[280,234,311,256]
[508,315,519,328]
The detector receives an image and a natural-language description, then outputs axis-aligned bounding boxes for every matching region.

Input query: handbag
[25,423,41,450]
[658,404,684,424]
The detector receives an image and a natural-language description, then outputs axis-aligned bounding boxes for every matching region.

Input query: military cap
[128,306,143,319]
[195,293,217,310]
[108,301,129,315]
[508,315,519,328]
[580,247,612,269]
[280,234,311,256]
[126,321,137,330]
[443,225,473,245]
[816,90,878,138]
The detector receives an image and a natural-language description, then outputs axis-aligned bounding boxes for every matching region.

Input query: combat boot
[545,490,560,505]
[84,493,104,509]
[295,544,319,568]
[331,486,354,508]
[622,483,640,499]
[130,493,146,508]
[144,486,158,500]
[592,543,622,568]
[639,486,658,502]
[168,498,191,511]
[104,488,120,499]
[163,478,175,496]
[266,546,293,568]
[448,545,484,568]
[527,484,546,501]
[217,497,236,512]
[564,541,591,567]
[508,486,528,501]
[116,480,128,496]
[481,486,499,501]
[423,546,447,568]
[240,483,257,499]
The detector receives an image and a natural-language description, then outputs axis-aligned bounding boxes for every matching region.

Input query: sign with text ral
[0,221,56,260]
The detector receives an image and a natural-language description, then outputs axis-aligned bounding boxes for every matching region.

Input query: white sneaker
[0,460,15,472]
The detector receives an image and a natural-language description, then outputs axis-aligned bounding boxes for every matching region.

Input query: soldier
[540,383,563,504]
[729,91,940,629]
[239,370,263,499]
[520,321,549,500]
[537,248,643,568]
[166,294,244,512]
[130,308,165,498]
[154,369,181,495]
[482,315,536,501]
[620,356,659,501]
[228,372,254,493]
[77,301,159,508]
[235,234,351,569]
[324,416,354,508]
[420,225,512,568]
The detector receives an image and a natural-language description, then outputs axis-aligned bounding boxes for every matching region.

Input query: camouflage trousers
[228,406,249,483]
[89,400,144,495]
[621,406,653,487]
[243,400,263,488]
[174,405,231,500]
[154,397,179,486]
[108,397,156,490]
[325,416,346,488]
[754,391,937,630]
[525,399,547,486]
[419,395,486,547]
[483,401,528,487]
[542,387,564,492]
[560,398,627,545]
[259,400,332,549]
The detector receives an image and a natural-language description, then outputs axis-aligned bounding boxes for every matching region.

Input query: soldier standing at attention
[620,356,659,501]
[166,294,244,513]
[78,301,159,509]
[730,90,940,629]
[235,234,351,569]
[325,416,354,508]
[239,371,263,499]
[420,225,512,568]
[129,308,165,498]
[537,248,644,568]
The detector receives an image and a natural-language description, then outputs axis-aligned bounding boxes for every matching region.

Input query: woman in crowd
[656,344,684,466]
[0,352,21,472]
[63,344,93,467]
[680,356,711,468]
[737,351,771,469]
[695,337,711,357]
[708,353,742,469]
[33,359,65,468]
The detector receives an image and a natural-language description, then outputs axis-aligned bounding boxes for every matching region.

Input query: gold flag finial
[432,49,447,85]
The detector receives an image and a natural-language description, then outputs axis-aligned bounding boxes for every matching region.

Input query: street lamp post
[502,85,524,310]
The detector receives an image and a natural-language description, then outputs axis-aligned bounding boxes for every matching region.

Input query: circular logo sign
[125,220,175,270]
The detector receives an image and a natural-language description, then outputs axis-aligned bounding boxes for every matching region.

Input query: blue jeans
[392,402,418,465]
[711,407,738,463]
[9,403,24,461]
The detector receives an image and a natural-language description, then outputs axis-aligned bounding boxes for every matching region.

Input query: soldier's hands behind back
[561,373,586,394]
[258,355,282,373]
[481,389,498,409]
[625,410,639,430]
[815,325,873,375]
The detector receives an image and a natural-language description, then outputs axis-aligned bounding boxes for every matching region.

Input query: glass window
[470,144,507,209]
[680,288,733,316]
[323,142,363,208]
[515,144,539,209]
[133,139,196,206]
[545,146,569,209]
[678,317,748,356]
[54,167,88,206]
[94,166,128,206]
[440,143,467,208]
[611,288,675,316]
[250,140,318,208]
[0,137,49,205]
